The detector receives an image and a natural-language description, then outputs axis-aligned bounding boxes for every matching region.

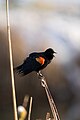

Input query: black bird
[15,48,56,76]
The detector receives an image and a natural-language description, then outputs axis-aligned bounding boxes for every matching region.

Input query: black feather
[15,48,56,76]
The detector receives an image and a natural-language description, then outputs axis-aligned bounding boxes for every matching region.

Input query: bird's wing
[16,53,45,75]
[30,52,45,64]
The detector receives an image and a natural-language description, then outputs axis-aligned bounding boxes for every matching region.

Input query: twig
[6,0,18,120]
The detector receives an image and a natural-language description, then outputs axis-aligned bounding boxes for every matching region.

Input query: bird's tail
[14,64,24,75]
[14,64,33,76]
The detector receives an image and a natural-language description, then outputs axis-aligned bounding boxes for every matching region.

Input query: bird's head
[44,48,56,60]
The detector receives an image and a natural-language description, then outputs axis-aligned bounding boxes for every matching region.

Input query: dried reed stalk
[6,0,18,120]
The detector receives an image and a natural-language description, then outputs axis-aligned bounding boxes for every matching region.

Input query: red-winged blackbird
[15,48,56,76]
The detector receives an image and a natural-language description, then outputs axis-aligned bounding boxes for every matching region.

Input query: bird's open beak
[54,51,57,54]
[53,51,57,57]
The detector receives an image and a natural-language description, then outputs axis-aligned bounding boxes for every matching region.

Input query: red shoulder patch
[36,57,45,65]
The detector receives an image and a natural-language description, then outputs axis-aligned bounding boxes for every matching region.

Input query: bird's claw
[37,71,43,78]
[37,71,47,88]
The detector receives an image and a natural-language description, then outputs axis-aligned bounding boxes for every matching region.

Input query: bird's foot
[37,71,44,78]
[37,71,47,88]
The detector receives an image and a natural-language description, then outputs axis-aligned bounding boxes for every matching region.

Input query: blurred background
[0,0,80,120]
